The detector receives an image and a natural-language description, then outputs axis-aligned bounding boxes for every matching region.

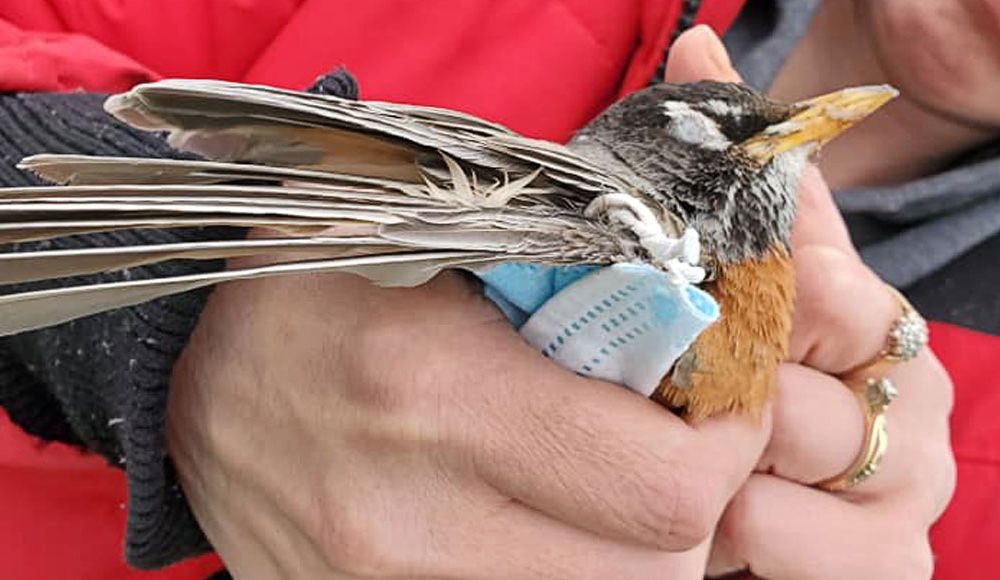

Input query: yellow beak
[741,85,899,163]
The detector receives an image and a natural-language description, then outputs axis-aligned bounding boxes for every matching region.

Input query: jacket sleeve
[0,70,359,570]
[0,18,159,93]
[0,90,235,568]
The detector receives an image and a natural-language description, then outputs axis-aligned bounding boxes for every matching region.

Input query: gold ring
[817,285,923,491]
[816,376,897,491]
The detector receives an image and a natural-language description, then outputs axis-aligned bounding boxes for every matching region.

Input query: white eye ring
[662,101,731,151]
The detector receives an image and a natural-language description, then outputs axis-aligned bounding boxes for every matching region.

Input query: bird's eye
[661,101,731,151]
[695,99,800,144]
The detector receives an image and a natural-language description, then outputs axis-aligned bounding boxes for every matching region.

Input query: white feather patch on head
[661,101,731,150]
[701,99,745,118]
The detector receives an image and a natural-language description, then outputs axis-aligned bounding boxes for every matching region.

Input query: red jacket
[0,1,996,578]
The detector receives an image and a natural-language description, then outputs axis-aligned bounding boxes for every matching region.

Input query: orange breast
[654,246,795,420]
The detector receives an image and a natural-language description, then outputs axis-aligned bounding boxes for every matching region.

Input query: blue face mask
[478,262,719,397]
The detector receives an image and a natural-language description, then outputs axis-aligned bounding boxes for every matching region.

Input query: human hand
[668,23,957,580]
[161,26,773,580]
[165,261,768,579]
[705,167,957,580]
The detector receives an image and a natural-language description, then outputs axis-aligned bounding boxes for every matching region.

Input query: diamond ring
[841,285,929,380]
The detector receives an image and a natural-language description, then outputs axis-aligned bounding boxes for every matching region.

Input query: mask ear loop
[584,193,706,285]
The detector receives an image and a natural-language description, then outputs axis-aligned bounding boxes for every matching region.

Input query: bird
[0,77,895,419]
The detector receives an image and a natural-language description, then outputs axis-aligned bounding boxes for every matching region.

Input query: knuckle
[941,449,958,502]
[346,320,437,415]
[624,459,716,550]
[313,504,405,578]
[340,323,460,455]
[793,244,897,369]
[901,443,956,524]
[344,322,407,411]
[714,479,764,562]
[348,312,477,418]
[932,445,958,520]
[923,353,955,414]
[795,245,865,334]
[893,538,935,580]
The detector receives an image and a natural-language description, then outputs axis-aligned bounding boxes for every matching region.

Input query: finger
[711,476,935,580]
[855,351,956,518]
[790,166,858,257]
[434,497,713,580]
[763,358,954,522]
[761,360,947,493]
[788,243,898,373]
[664,24,743,83]
[758,363,865,485]
[455,332,771,552]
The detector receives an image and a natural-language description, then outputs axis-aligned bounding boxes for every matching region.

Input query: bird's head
[574,81,897,264]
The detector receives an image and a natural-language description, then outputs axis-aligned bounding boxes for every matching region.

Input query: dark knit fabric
[0,70,359,570]
[0,348,83,445]
[0,91,235,568]
[308,68,360,99]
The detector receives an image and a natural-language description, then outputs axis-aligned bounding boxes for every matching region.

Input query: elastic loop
[585,194,705,285]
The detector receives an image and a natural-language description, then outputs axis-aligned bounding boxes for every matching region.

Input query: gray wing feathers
[0,79,646,335]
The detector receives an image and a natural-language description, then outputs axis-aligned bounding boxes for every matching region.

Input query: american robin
[0,77,894,419]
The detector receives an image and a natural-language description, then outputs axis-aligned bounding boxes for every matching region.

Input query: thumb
[790,166,860,257]
[664,25,742,83]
